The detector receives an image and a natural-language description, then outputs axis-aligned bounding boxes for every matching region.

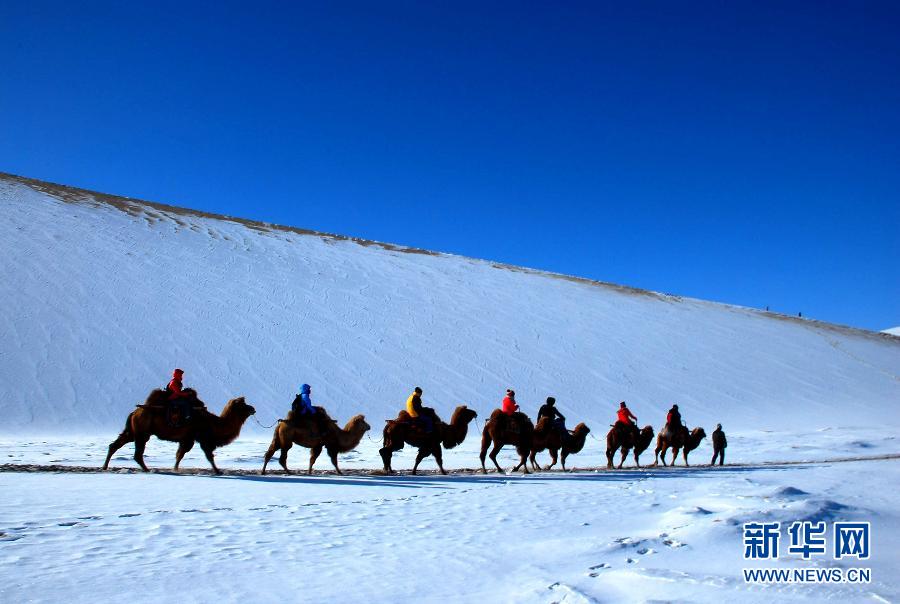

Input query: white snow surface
[1,174,898,441]
[883,326,900,337]
[2,174,900,603]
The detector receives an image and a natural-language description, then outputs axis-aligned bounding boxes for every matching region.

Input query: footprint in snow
[118,513,141,518]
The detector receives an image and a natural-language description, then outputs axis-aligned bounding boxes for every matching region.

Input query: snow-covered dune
[1,172,898,437]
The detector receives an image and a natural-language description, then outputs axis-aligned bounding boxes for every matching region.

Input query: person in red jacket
[616,401,639,439]
[617,401,637,426]
[166,368,193,421]
[501,389,519,415]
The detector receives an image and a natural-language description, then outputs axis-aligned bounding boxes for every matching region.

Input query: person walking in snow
[711,423,727,466]
[406,386,433,432]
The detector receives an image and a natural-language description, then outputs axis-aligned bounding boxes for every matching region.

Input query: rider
[291,383,326,435]
[502,389,520,415]
[665,404,683,435]
[406,387,433,433]
[537,396,567,436]
[292,384,316,416]
[616,401,639,438]
[165,368,193,422]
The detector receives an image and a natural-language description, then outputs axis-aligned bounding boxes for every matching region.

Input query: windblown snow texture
[0,172,897,435]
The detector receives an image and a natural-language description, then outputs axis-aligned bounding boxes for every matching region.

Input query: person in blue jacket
[292,383,316,416]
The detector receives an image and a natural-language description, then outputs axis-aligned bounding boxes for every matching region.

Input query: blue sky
[2,1,897,330]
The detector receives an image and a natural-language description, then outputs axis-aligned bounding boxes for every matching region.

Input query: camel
[379,405,478,475]
[479,409,534,474]
[528,419,590,471]
[261,408,370,475]
[103,389,256,474]
[606,424,655,469]
[653,425,706,467]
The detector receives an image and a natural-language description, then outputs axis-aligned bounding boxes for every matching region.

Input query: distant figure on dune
[711,423,727,466]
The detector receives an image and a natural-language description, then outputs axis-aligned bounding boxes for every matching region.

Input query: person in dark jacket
[665,404,682,433]
[711,423,727,466]
[537,396,567,435]
[165,368,194,422]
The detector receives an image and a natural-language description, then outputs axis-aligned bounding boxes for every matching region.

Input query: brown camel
[379,405,478,475]
[103,389,256,474]
[261,408,370,475]
[479,409,534,474]
[606,424,655,469]
[653,425,706,467]
[528,419,591,471]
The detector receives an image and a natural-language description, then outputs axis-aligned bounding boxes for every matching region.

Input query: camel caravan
[103,370,728,475]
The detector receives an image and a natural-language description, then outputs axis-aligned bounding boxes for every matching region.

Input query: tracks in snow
[1,453,898,477]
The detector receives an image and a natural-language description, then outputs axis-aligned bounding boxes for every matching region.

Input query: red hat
[173,368,184,377]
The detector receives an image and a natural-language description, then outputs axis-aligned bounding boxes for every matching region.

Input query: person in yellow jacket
[406,386,433,432]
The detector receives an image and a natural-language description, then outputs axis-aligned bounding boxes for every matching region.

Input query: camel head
[221,396,256,420]
[572,422,590,437]
[692,427,707,442]
[345,414,371,435]
[450,405,478,425]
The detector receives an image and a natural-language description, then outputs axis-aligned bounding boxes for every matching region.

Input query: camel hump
[140,389,170,408]
[396,410,412,422]
[535,416,554,432]
[488,408,504,422]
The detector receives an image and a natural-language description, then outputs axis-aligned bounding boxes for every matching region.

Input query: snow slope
[2,173,899,603]
[1,172,898,442]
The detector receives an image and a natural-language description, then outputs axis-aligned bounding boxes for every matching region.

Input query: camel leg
[379,446,394,474]
[327,447,341,475]
[262,436,280,475]
[103,431,134,470]
[412,447,431,475]
[653,446,661,466]
[670,448,679,466]
[633,450,641,468]
[683,449,690,467]
[201,442,221,475]
[279,441,293,474]
[133,435,150,472]
[308,444,323,475]
[518,448,530,475]
[547,448,558,471]
[479,432,491,474]
[658,446,668,467]
[618,447,629,469]
[559,450,568,472]
[529,451,538,472]
[174,440,194,471]
[433,446,446,475]
[488,443,504,473]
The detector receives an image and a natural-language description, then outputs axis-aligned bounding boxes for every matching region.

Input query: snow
[883,327,900,337]
[1,173,899,602]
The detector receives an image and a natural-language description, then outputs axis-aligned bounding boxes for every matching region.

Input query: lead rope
[252,415,279,430]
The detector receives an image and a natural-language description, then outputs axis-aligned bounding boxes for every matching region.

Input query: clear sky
[2,1,897,331]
